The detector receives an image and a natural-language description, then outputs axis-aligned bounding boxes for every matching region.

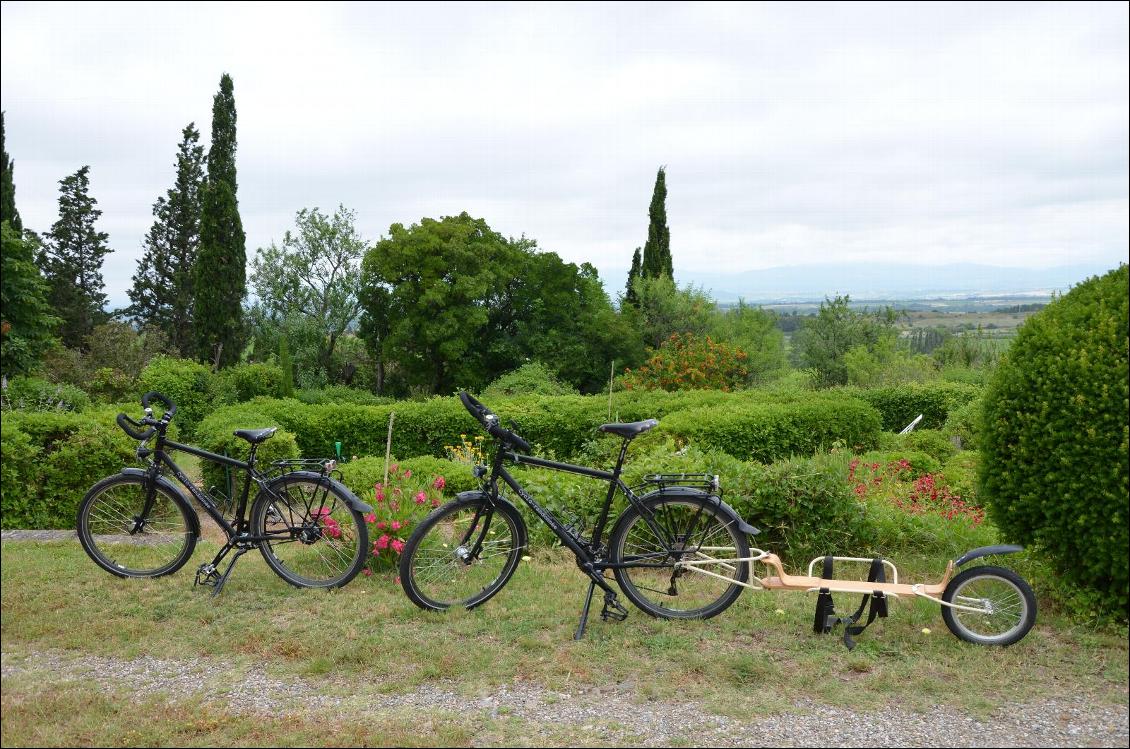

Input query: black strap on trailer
[812,556,889,650]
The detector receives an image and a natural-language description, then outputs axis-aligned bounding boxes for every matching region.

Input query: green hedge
[843,382,982,431]
[1,376,92,412]
[194,406,299,498]
[138,356,214,439]
[0,409,136,529]
[658,396,881,462]
[200,389,882,466]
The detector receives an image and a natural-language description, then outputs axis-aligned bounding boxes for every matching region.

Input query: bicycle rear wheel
[609,495,750,619]
[77,474,197,578]
[251,474,368,589]
[399,495,526,611]
[941,565,1036,645]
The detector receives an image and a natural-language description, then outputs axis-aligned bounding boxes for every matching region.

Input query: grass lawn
[1,537,1127,746]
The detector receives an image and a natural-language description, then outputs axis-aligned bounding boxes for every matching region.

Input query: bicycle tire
[399,494,526,611]
[76,473,197,578]
[609,494,750,619]
[251,473,368,589]
[941,565,1036,645]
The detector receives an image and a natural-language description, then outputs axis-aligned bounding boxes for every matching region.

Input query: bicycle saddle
[233,427,278,444]
[598,419,658,438]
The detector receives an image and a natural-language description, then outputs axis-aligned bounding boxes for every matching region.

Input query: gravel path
[2,649,1126,747]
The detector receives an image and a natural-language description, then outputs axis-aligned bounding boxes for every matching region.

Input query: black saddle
[598,419,658,439]
[233,427,278,444]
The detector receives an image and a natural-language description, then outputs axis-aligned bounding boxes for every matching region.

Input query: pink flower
[365,513,377,524]
[391,538,405,554]
[431,498,440,508]
[390,463,399,474]
[375,487,385,502]
[433,476,446,490]
[394,576,401,585]
[376,521,387,530]
[375,534,390,550]
[403,470,412,479]
[310,507,332,518]
[323,517,342,539]
[391,520,402,531]
[362,568,373,576]
[415,491,427,505]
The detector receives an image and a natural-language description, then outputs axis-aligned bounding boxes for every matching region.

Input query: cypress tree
[1,112,22,232]
[624,247,642,306]
[128,123,205,356]
[278,334,294,398]
[194,73,246,368]
[41,166,112,347]
[640,167,672,280]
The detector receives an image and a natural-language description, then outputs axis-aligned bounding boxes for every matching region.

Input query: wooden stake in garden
[383,411,396,488]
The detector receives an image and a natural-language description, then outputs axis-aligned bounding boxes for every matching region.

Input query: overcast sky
[2,1,1127,307]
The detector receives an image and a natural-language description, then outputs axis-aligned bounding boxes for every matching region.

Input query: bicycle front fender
[119,467,202,538]
[455,489,529,535]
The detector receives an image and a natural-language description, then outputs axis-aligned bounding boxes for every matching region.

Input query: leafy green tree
[128,123,205,356]
[627,275,716,349]
[194,73,246,368]
[640,167,672,279]
[1,113,22,232]
[251,205,366,382]
[709,301,788,382]
[791,295,900,387]
[843,336,937,387]
[360,213,523,393]
[40,166,112,347]
[1,223,57,374]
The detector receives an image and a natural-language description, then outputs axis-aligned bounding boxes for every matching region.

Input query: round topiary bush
[981,265,1128,620]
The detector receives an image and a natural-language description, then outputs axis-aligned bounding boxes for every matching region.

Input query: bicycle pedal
[195,563,220,587]
[601,594,629,623]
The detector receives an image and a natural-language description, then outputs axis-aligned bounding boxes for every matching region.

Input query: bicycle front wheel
[609,495,750,619]
[77,474,197,578]
[251,474,368,589]
[399,495,526,611]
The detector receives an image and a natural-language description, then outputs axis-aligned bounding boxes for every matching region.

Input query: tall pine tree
[194,73,246,368]
[640,167,672,280]
[1,112,22,232]
[41,166,112,347]
[624,246,642,306]
[128,123,205,356]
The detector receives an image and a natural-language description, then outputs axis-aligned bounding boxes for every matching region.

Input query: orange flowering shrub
[622,333,750,392]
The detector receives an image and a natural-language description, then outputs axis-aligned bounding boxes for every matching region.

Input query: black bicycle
[399,392,761,637]
[76,392,371,594]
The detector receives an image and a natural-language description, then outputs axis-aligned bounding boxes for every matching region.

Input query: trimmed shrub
[943,397,983,451]
[194,406,299,498]
[902,429,958,463]
[339,455,478,499]
[1,376,91,412]
[138,356,213,437]
[1,410,135,529]
[658,395,881,462]
[981,265,1129,620]
[211,362,286,404]
[846,381,982,431]
[483,362,577,398]
[294,386,390,406]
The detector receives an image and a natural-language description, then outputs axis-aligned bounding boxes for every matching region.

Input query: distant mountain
[672,263,1116,303]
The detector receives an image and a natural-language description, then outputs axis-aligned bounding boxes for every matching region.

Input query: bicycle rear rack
[633,473,722,497]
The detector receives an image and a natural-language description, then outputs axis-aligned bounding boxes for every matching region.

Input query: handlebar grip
[117,413,156,441]
[141,391,176,418]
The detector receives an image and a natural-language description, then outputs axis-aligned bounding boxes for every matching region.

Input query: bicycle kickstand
[574,581,597,641]
[210,546,250,598]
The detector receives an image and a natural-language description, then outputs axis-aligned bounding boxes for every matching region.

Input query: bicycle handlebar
[116,413,156,441]
[117,392,178,442]
[459,391,531,454]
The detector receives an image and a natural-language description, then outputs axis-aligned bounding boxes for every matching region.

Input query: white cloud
[2,1,1126,307]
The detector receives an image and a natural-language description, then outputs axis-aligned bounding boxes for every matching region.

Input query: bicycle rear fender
[119,467,202,538]
[637,487,760,537]
[268,471,373,513]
